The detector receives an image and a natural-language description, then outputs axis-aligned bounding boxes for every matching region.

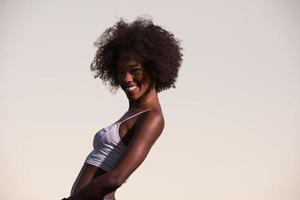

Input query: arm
[66,110,164,200]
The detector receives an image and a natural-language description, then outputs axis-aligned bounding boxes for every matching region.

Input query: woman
[63,17,182,200]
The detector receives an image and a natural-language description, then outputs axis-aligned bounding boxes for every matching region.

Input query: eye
[131,68,142,74]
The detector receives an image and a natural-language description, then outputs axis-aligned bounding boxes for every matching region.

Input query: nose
[123,71,133,83]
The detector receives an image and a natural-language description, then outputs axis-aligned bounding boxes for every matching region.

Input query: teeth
[127,86,137,91]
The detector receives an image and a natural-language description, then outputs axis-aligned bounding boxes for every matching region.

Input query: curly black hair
[90,17,183,92]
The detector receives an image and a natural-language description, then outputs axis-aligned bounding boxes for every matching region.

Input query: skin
[67,57,164,200]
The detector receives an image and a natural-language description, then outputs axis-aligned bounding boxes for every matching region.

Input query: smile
[125,85,137,92]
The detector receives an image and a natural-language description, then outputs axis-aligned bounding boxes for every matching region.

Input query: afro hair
[90,17,183,93]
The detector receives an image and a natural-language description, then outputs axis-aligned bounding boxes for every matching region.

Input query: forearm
[65,172,123,200]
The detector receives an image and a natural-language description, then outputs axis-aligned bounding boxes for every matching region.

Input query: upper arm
[110,110,164,183]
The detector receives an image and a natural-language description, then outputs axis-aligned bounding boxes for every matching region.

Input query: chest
[93,119,136,148]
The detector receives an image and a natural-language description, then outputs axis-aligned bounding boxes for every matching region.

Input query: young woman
[63,17,183,200]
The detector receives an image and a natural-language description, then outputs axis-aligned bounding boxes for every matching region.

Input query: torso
[71,107,163,199]
[71,163,115,199]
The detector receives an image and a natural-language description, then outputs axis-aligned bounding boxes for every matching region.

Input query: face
[116,57,152,102]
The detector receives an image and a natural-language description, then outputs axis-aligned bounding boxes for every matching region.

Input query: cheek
[115,72,123,84]
[135,75,145,83]
[133,72,145,82]
[141,78,152,90]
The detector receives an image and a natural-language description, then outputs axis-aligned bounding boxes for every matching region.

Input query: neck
[128,88,161,111]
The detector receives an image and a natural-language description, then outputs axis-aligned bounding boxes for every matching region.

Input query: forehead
[116,56,141,68]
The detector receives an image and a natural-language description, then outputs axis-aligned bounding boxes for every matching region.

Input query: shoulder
[129,109,164,146]
[137,109,164,131]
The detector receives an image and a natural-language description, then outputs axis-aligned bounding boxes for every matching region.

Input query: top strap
[119,109,152,123]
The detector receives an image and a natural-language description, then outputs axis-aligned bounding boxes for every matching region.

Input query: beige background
[1,0,300,199]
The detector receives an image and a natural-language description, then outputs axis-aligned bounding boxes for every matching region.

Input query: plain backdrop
[1,0,299,200]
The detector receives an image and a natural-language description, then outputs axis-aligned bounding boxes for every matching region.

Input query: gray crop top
[84,109,151,171]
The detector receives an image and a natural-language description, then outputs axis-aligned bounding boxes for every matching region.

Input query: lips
[124,85,138,93]
[128,85,137,91]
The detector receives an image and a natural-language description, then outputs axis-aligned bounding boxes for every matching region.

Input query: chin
[127,95,141,102]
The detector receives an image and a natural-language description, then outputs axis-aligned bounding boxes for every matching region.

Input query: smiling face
[116,56,153,102]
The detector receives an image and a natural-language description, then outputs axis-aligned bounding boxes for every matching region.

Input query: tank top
[84,109,151,171]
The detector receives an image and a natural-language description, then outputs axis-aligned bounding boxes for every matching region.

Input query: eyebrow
[129,64,140,67]
[117,64,141,69]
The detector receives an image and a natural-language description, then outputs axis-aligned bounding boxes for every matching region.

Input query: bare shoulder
[137,109,165,131]
[110,109,165,183]
[127,108,165,148]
